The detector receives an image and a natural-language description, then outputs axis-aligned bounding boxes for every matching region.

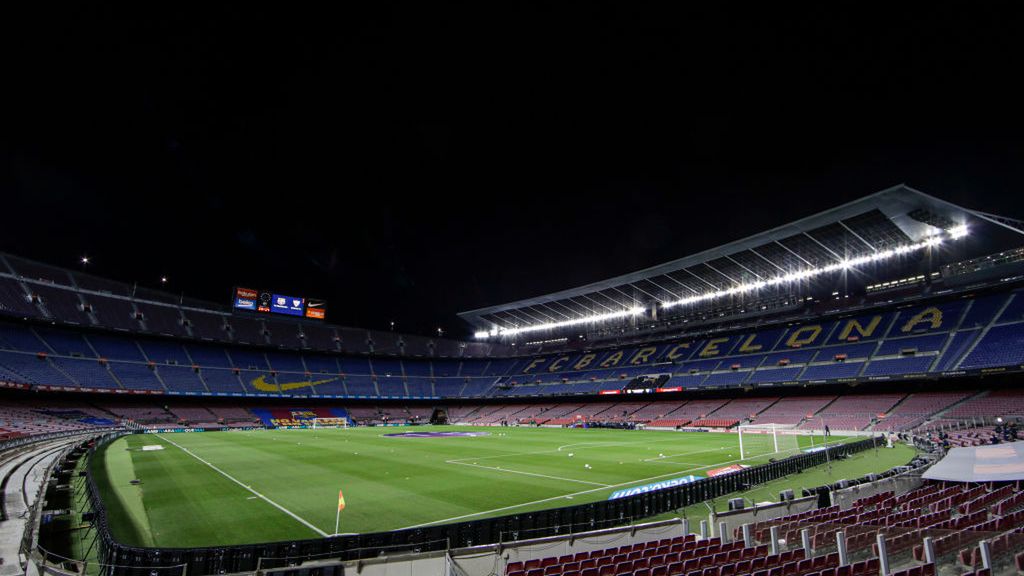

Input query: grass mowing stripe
[101,440,155,547]
[95,427,893,545]
[445,460,612,487]
[401,441,844,529]
[156,434,330,537]
[449,435,704,464]
[400,453,751,529]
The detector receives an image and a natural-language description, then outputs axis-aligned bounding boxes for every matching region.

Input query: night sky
[2,4,1023,336]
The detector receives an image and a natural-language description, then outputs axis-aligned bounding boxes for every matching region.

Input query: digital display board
[257,291,272,313]
[305,299,327,320]
[232,288,326,320]
[271,294,305,316]
[234,287,258,311]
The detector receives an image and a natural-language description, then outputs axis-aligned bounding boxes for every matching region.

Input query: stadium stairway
[791,396,842,430]
[952,294,1017,371]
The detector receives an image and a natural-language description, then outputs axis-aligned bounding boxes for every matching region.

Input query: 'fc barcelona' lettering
[522,358,546,373]
[630,347,658,365]
[548,356,570,372]
[836,316,882,341]
[665,342,691,360]
[901,307,943,332]
[737,334,762,353]
[700,338,730,357]
[600,350,624,368]
[574,353,597,370]
[785,325,822,347]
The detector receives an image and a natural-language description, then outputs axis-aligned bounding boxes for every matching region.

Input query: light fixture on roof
[948,224,969,240]
[661,228,962,311]
[473,227,967,340]
[476,306,646,338]
[80,255,90,265]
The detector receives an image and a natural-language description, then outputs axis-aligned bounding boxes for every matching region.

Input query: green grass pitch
[91,426,914,548]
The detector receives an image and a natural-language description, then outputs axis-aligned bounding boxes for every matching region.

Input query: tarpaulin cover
[922,441,1024,482]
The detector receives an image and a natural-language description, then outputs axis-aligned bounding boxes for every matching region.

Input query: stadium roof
[460,185,1024,336]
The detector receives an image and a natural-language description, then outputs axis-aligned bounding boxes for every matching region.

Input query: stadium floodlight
[661,228,963,311]
[476,306,646,338]
[474,227,967,339]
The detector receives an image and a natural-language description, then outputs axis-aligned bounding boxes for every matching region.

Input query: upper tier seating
[2,288,1024,400]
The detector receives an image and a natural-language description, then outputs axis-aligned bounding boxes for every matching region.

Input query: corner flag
[334,488,346,535]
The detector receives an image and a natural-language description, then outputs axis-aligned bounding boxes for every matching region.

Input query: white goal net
[737,424,804,460]
[311,417,349,429]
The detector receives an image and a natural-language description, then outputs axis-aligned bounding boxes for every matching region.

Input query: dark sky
[2,4,1024,336]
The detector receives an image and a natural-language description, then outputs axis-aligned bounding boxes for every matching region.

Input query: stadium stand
[797,394,906,431]
[942,389,1024,422]
[872,392,972,431]
[0,401,109,439]
[15,299,1024,406]
[9,187,1024,576]
[6,243,1024,402]
[755,396,837,426]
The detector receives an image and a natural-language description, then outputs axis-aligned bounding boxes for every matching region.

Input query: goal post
[738,423,802,460]
[311,417,348,430]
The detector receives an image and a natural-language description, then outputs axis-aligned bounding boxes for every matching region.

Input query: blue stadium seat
[960,322,1024,369]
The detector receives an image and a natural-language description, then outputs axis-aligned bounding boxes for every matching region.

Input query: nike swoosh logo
[251,374,338,392]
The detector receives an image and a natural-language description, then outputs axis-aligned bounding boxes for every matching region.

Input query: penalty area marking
[156,434,329,537]
[401,447,814,530]
[445,460,611,487]
[449,441,739,486]
[448,434,696,465]
[639,444,738,463]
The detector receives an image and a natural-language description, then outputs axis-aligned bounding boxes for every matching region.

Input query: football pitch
[91,426,912,548]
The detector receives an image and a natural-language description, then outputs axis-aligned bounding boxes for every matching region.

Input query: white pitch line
[449,435,694,464]
[401,445,810,530]
[639,444,737,463]
[446,460,610,487]
[156,434,329,537]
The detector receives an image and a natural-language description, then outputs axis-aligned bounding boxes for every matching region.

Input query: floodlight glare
[476,306,646,338]
[474,227,967,339]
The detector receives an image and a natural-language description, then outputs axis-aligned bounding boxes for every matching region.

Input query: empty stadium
[1,183,1023,576]
[7,4,1024,575]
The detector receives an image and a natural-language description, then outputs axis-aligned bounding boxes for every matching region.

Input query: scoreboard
[233,287,327,320]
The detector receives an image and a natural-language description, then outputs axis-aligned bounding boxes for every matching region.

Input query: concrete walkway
[0,435,96,576]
